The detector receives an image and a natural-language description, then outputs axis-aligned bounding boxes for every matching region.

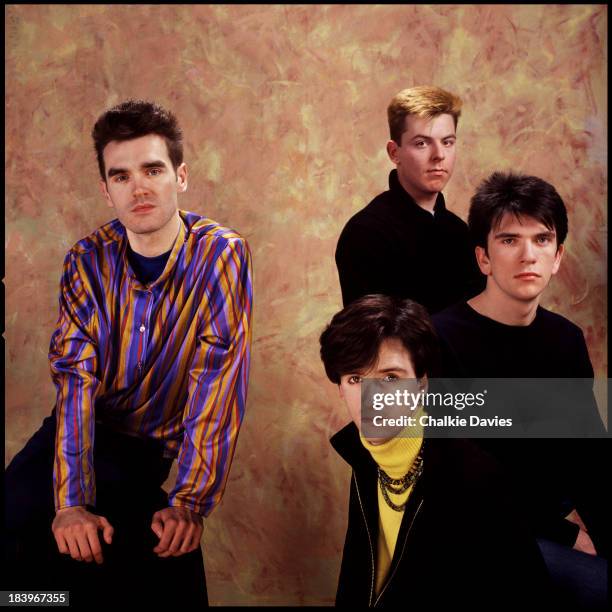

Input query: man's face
[339,338,424,444]
[387,113,457,201]
[99,134,187,238]
[476,213,564,303]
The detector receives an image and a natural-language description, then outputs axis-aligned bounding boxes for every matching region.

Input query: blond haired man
[335,85,483,312]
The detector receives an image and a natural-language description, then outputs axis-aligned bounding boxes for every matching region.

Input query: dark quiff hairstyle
[92,100,183,182]
[468,171,568,253]
[319,294,440,384]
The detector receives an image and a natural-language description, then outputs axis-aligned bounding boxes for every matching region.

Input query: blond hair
[387,86,462,144]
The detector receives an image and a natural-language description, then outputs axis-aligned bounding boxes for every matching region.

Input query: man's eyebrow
[494,230,556,239]
[107,166,128,178]
[141,160,168,169]
[494,232,521,239]
[376,366,412,374]
[107,160,168,178]
[411,133,456,141]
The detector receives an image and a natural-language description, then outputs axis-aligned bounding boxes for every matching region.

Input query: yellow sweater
[361,430,423,595]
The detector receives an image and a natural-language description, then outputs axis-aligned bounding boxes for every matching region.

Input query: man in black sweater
[433,171,608,608]
[335,85,484,312]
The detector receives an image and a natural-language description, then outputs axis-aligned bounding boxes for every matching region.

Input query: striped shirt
[48,210,253,517]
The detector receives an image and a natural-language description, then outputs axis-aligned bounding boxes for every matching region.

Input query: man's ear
[551,243,564,275]
[475,245,492,276]
[176,162,188,193]
[386,139,400,165]
[99,180,114,209]
[418,374,428,394]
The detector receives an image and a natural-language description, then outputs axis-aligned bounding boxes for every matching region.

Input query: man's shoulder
[426,438,510,498]
[347,189,392,222]
[432,302,473,334]
[182,211,250,267]
[66,218,125,260]
[338,189,396,243]
[185,213,247,246]
[439,206,469,230]
[536,306,584,339]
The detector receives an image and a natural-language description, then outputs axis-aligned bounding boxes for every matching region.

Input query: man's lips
[427,168,447,174]
[514,272,541,279]
[132,203,155,213]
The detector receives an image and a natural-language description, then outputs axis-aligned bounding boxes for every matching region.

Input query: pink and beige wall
[5,4,607,605]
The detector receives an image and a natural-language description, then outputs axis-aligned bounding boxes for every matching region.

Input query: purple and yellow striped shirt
[48,210,253,517]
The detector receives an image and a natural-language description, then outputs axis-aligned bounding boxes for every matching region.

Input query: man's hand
[566,509,597,556]
[52,506,114,564]
[573,527,597,556]
[151,506,203,558]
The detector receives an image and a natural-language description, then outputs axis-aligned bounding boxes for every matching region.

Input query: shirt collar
[330,422,376,471]
[122,211,188,290]
[388,169,447,217]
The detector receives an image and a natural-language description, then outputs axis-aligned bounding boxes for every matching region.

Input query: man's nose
[520,240,537,262]
[132,174,150,197]
[431,142,445,161]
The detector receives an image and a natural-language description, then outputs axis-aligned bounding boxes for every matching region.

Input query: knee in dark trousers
[4,413,208,607]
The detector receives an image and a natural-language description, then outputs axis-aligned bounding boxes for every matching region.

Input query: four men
[4,88,606,605]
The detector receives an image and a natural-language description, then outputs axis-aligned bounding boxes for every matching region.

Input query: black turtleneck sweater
[335,170,485,312]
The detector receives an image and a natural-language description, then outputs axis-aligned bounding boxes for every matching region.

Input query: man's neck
[127,213,181,257]
[468,286,540,327]
[396,172,437,213]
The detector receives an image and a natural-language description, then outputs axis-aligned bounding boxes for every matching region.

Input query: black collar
[388,169,447,217]
[329,422,376,472]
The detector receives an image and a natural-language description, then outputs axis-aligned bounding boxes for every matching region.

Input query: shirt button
[139,325,146,333]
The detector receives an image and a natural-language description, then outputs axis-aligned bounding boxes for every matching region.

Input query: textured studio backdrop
[5,4,607,605]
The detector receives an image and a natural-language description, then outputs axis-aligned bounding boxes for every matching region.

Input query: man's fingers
[151,514,163,539]
[64,534,82,561]
[181,523,202,554]
[75,532,94,563]
[86,526,104,564]
[165,521,187,556]
[179,523,197,553]
[154,518,177,553]
[98,516,114,545]
[54,532,69,555]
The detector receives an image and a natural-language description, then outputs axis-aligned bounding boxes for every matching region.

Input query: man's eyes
[536,235,552,244]
[347,375,362,384]
[413,140,454,148]
[113,168,162,183]
[501,237,552,245]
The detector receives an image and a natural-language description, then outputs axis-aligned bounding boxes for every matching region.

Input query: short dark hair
[91,100,183,181]
[468,171,568,252]
[319,295,439,384]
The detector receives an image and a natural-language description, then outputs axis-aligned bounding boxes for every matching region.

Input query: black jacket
[330,423,552,607]
[335,170,484,312]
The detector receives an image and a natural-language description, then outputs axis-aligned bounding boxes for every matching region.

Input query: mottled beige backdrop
[5,4,607,606]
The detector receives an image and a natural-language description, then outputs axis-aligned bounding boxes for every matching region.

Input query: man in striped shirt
[5,101,253,606]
